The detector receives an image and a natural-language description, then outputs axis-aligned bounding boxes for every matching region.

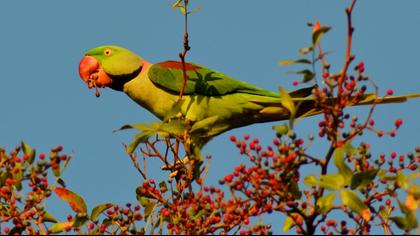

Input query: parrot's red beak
[78,56,113,93]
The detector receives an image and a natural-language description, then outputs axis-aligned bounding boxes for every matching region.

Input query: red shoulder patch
[158,61,202,71]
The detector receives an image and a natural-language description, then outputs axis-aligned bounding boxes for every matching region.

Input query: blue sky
[1,1,419,234]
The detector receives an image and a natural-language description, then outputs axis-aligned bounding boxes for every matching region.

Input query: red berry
[229,135,236,142]
[399,155,404,162]
[390,151,397,159]
[385,199,391,206]
[357,62,365,73]
[386,89,393,96]
[369,119,375,126]
[224,174,234,183]
[326,219,336,227]
[244,134,250,140]
[395,118,403,128]
[39,153,46,160]
[249,141,256,150]
[322,72,329,79]
[161,208,170,217]
[390,130,396,137]
[292,80,299,86]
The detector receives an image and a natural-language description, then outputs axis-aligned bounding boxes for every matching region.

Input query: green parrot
[78,45,419,145]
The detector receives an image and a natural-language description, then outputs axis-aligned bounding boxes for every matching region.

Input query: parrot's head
[79,45,145,96]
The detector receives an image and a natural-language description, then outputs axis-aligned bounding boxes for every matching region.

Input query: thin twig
[178,1,191,100]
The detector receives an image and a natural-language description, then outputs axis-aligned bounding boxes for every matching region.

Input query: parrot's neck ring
[109,66,143,91]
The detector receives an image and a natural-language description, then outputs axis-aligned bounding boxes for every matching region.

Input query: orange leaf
[406,194,419,211]
[362,208,371,222]
[313,20,321,33]
[54,187,87,213]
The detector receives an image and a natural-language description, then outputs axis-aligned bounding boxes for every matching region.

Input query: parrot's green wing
[148,61,279,97]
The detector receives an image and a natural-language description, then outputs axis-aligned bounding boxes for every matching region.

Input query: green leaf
[52,164,61,178]
[283,213,299,232]
[351,169,378,190]
[73,214,89,228]
[21,142,36,164]
[62,155,72,171]
[272,124,289,136]
[171,0,187,14]
[312,26,331,46]
[304,174,345,190]
[137,196,157,219]
[340,189,371,221]
[396,199,417,229]
[127,131,153,154]
[297,69,315,83]
[21,141,31,155]
[278,87,296,115]
[278,58,312,66]
[48,221,73,234]
[379,207,391,220]
[304,174,317,186]
[188,6,204,15]
[319,174,345,190]
[27,149,36,164]
[333,147,352,185]
[0,171,11,186]
[158,181,167,190]
[396,173,409,189]
[390,216,410,231]
[298,46,313,55]
[316,192,336,215]
[91,203,113,222]
[42,211,58,223]
[54,187,87,214]
[343,142,357,155]
[12,165,23,190]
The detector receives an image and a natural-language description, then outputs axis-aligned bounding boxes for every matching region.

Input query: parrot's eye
[104,48,112,56]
